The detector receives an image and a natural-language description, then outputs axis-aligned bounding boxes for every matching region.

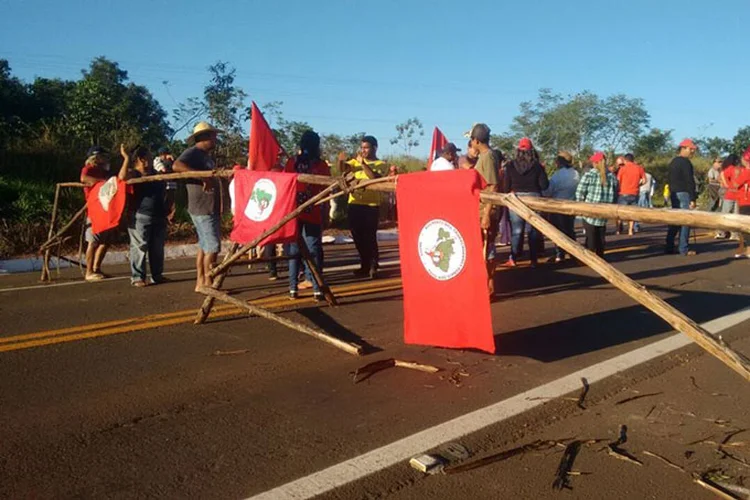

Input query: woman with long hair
[284,130,331,299]
[575,152,618,257]
[503,138,549,267]
[119,144,168,287]
[719,154,742,240]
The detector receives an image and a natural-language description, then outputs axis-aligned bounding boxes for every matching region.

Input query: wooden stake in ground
[197,286,363,356]
[502,194,750,383]
[40,185,62,282]
[194,242,240,324]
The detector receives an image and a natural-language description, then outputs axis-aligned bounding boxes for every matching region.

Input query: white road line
[247,307,750,500]
[0,260,401,293]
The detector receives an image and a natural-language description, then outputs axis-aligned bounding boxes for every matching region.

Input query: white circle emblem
[245,178,277,222]
[417,219,466,281]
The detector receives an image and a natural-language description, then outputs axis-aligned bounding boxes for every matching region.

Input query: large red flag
[396,169,495,353]
[230,169,298,246]
[86,177,127,234]
[427,127,448,169]
[248,101,282,170]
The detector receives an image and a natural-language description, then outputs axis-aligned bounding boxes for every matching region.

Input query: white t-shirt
[430,157,456,172]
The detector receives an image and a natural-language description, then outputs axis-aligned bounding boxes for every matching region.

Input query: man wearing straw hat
[173,121,223,291]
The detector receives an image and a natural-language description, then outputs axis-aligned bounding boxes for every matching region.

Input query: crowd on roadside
[77,121,750,298]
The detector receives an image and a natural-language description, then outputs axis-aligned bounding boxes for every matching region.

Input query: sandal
[131,280,147,287]
[85,272,104,281]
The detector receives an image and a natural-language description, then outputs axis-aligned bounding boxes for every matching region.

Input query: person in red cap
[729,147,750,258]
[665,139,698,256]
[575,152,618,257]
[503,137,549,267]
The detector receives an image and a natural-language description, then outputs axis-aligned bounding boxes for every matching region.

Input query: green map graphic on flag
[426,227,455,272]
[417,219,466,281]
[244,178,277,222]
[251,187,273,212]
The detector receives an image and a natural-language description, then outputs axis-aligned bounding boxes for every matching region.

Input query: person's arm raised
[118,144,132,180]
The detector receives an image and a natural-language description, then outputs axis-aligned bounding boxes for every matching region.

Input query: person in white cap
[173,121,223,291]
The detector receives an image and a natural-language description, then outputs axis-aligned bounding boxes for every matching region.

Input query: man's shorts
[190,213,221,254]
[84,217,117,244]
[617,194,638,206]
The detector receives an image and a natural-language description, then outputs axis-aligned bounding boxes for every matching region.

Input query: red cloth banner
[396,169,495,353]
[427,127,448,168]
[248,101,282,170]
[86,177,127,234]
[230,169,298,246]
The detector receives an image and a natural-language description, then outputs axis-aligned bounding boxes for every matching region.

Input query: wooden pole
[39,204,87,252]
[296,233,338,307]
[502,194,750,383]
[40,184,62,282]
[197,286,363,356]
[194,242,240,324]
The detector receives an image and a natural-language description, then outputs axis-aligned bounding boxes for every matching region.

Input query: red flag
[230,169,298,246]
[427,127,448,169]
[396,169,494,353]
[248,101,282,170]
[86,177,127,234]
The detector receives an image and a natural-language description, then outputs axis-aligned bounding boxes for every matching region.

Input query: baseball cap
[557,151,573,163]
[589,151,606,164]
[518,137,533,151]
[679,138,698,149]
[441,142,461,155]
[467,123,491,143]
[86,145,109,157]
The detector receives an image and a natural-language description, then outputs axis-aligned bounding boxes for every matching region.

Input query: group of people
[707,149,750,257]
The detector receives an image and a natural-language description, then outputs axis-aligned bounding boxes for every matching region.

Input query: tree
[509,88,564,154]
[596,94,650,154]
[204,61,247,135]
[731,126,750,156]
[390,117,424,155]
[633,128,674,162]
[695,136,732,159]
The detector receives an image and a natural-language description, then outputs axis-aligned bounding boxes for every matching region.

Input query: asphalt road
[1,225,749,499]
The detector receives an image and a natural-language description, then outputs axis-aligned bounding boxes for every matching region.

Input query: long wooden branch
[195,242,240,325]
[197,286,363,356]
[502,194,750,383]
[39,205,87,252]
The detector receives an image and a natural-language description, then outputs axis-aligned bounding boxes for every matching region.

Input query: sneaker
[503,258,517,268]
[313,292,323,301]
[681,250,697,256]
[268,273,278,281]
[289,290,299,300]
[734,253,749,259]
[554,256,563,263]
[369,267,378,280]
[151,275,169,284]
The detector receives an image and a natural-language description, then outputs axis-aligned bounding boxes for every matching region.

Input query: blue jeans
[634,192,651,231]
[666,192,691,255]
[128,212,166,282]
[509,192,541,263]
[288,223,324,292]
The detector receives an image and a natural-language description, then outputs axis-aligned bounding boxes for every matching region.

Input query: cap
[557,151,573,163]
[157,146,170,155]
[518,137,533,151]
[86,145,109,157]
[467,123,491,143]
[589,151,606,164]
[679,138,698,149]
[441,142,461,155]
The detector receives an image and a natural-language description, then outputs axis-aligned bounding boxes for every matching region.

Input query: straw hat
[187,121,223,143]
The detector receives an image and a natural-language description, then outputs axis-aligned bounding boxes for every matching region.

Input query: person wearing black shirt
[665,139,698,256]
[119,145,167,287]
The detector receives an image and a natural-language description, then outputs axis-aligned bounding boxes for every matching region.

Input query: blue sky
[2,0,748,156]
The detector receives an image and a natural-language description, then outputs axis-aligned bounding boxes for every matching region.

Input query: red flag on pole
[86,177,128,234]
[427,127,449,169]
[248,101,282,170]
[396,169,495,353]
[229,169,298,246]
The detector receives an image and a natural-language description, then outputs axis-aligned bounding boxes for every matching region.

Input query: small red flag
[229,169,298,246]
[396,169,495,353]
[248,101,282,170]
[86,177,127,234]
[427,127,449,168]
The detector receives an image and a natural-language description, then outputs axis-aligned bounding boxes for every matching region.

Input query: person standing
[665,139,698,256]
[173,122,223,291]
[153,147,177,224]
[545,151,579,262]
[634,168,655,233]
[719,154,742,240]
[575,152,618,257]
[119,145,167,287]
[284,130,331,300]
[616,153,646,236]
[467,123,500,294]
[504,137,549,268]
[458,139,479,170]
[730,148,750,258]
[429,143,460,171]
[340,136,385,279]
[80,146,116,281]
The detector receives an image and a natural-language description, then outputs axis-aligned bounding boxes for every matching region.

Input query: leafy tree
[731,126,750,156]
[695,136,732,159]
[390,117,424,155]
[633,128,674,162]
[596,94,650,154]
[510,88,563,154]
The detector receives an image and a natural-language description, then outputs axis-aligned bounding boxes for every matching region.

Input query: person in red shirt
[616,153,646,236]
[731,148,750,258]
[720,154,743,240]
[283,130,331,300]
[80,146,118,281]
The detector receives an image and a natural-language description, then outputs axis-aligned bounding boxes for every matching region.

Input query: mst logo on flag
[396,169,494,353]
[230,169,298,246]
[418,219,466,281]
[86,177,127,234]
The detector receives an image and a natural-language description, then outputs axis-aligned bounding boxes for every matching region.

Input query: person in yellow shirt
[339,135,386,278]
